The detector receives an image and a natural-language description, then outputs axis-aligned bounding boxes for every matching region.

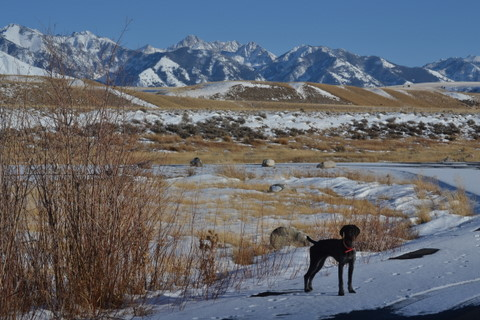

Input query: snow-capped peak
[0,23,44,51]
[169,35,241,52]
[465,55,480,63]
[138,44,165,54]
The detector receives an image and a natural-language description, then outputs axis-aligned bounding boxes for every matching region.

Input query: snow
[366,87,396,100]
[152,57,189,87]
[442,91,474,102]
[0,51,47,76]
[425,69,452,82]
[109,89,159,108]
[1,24,43,51]
[380,58,396,69]
[126,162,480,320]
[138,68,165,87]
[167,81,273,99]
[3,106,479,141]
[290,82,340,101]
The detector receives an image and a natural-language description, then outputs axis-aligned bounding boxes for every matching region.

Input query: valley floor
[129,163,480,320]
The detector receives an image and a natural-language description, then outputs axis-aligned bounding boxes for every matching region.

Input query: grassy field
[134,135,480,166]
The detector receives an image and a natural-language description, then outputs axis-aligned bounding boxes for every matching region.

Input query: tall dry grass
[0,47,207,317]
[0,109,34,318]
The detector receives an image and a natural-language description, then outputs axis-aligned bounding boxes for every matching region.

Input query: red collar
[343,240,355,253]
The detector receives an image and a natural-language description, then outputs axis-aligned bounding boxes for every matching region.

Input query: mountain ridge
[1,24,479,87]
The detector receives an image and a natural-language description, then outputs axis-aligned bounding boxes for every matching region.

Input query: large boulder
[262,159,275,167]
[270,226,309,250]
[268,184,285,193]
[317,161,336,169]
[190,157,203,167]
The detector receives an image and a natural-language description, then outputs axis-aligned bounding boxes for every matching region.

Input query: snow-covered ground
[3,107,479,140]
[134,162,480,319]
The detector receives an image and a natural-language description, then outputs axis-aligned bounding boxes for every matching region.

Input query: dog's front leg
[348,260,356,293]
[338,263,345,296]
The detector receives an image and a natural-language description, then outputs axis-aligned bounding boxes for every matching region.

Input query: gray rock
[270,226,309,250]
[262,159,275,167]
[317,160,336,169]
[190,157,203,167]
[268,184,285,193]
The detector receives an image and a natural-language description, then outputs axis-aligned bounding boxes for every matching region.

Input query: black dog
[304,225,360,296]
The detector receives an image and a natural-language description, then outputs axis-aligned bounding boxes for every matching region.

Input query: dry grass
[215,164,256,181]
[131,81,478,112]
[133,135,480,165]
[413,177,442,199]
[415,202,433,224]
[294,215,414,253]
[412,177,474,220]
[444,188,474,216]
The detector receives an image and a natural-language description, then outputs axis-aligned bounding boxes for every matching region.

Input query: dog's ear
[340,225,347,238]
[354,225,360,236]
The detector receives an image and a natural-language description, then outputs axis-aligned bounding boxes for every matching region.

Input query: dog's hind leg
[304,256,326,292]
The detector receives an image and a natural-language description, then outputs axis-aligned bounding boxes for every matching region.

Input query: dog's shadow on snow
[250,290,341,297]
[389,248,439,260]
[250,290,305,297]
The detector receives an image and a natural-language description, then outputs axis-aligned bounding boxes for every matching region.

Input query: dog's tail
[306,236,318,245]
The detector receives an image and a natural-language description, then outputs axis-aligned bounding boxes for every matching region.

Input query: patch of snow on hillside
[426,69,452,82]
[393,89,413,96]
[0,51,46,76]
[380,58,396,69]
[168,81,273,99]
[168,82,238,98]
[307,84,340,100]
[366,87,396,100]
[442,91,473,102]
[110,89,159,108]
[290,82,340,101]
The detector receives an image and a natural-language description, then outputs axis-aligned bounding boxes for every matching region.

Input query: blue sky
[1,0,478,67]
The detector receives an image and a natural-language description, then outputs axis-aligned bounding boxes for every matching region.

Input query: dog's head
[340,225,360,241]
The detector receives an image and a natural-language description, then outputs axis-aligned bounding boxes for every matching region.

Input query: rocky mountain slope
[1,24,479,88]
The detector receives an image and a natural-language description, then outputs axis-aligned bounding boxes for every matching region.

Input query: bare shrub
[0,37,184,318]
[0,111,35,318]
[199,230,219,285]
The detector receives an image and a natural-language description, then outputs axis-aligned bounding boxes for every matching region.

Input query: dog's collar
[343,240,355,253]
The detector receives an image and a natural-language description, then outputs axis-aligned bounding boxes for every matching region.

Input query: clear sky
[1,0,478,67]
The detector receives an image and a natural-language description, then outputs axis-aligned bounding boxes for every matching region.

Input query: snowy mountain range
[1,23,480,87]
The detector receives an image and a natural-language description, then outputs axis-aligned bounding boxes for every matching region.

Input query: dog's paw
[349,289,356,294]
[338,291,345,296]
[304,287,313,293]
